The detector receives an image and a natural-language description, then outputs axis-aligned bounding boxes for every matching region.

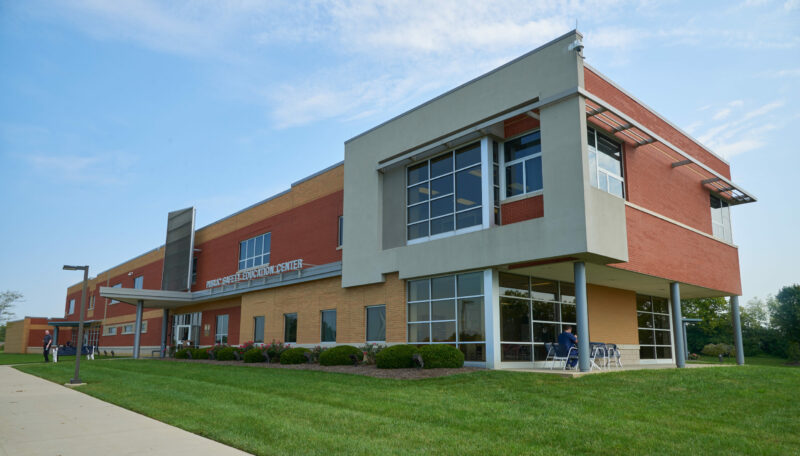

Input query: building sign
[205,259,304,289]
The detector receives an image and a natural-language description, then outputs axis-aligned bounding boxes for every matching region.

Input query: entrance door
[173,312,202,347]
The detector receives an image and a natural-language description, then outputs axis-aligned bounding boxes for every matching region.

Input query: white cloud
[25,151,137,184]
[712,108,732,120]
[715,139,764,157]
[698,100,786,159]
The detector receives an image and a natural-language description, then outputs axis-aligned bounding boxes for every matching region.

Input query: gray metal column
[160,309,169,358]
[574,262,590,372]
[683,321,689,360]
[53,327,59,347]
[670,282,686,368]
[731,295,745,365]
[133,300,143,360]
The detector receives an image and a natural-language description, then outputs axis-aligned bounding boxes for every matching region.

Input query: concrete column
[133,300,143,360]
[730,295,745,365]
[160,309,169,358]
[670,282,686,368]
[574,262,590,372]
[483,269,501,369]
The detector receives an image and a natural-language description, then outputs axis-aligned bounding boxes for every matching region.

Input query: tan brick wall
[240,273,405,345]
[3,319,27,353]
[587,284,638,345]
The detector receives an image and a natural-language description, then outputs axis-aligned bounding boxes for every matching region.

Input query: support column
[731,295,745,365]
[483,269,501,369]
[53,327,59,347]
[670,282,686,368]
[682,320,689,360]
[133,300,143,360]
[574,262,590,372]
[160,309,169,358]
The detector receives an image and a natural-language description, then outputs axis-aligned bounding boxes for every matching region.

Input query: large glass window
[253,316,265,343]
[504,131,543,197]
[637,295,672,361]
[407,271,485,361]
[284,313,297,343]
[366,306,385,342]
[710,195,732,243]
[407,142,483,241]
[110,283,122,304]
[68,298,75,315]
[215,314,229,344]
[587,127,624,198]
[89,295,95,310]
[134,275,144,289]
[239,232,271,270]
[321,309,336,342]
[499,273,577,362]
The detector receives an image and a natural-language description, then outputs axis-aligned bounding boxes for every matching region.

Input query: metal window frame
[502,129,544,198]
[238,232,271,272]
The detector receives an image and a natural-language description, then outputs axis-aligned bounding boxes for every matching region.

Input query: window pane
[246,258,254,269]
[456,208,482,229]
[247,238,255,258]
[455,166,481,211]
[366,306,386,341]
[432,321,457,342]
[504,131,541,162]
[408,202,428,224]
[561,304,577,323]
[636,295,653,312]
[638,329,655,345]
[598,172,608,192]
[430,215,454,235]
[254,235,262,256]
[253,256,262,267]
[608,176,623,198]
[638,312,654,328]
[500,298,531,342]
[559,283,576,303]
[532,301,557,321]
[408,183,429,204]
[459,343,485,362]
[455,143,481,169]
[431,299,455,320]
[501,343,532,361]
[506,163,524,197]
[640,346,655,360]
[262,233,271,254]
[430,196,453,218]
[239,242,247,261]
[458,298,484,341]
[430,175,453,198]
[654,330,671,345]
[531,278,558,301]
[239,260,246,270]
[500,272,529,298]
[431,276,455,299]
[253,316,265,343]
[321,310,337,342]
[407,221,428,240]
[408,302,429,322]
[408,280,430,301]
[656,346,672,359]
[408,323,430,343]
[589,150,598,188]
[284,313,297,343]
[597,135,621,158]
[457,272,483,296]
[587,127,596,147]
[524,156,543,192]
[533,322,559,343]
[430,153,453,178]
[598,150,621,175]
[652,297,669,314]
[654,314,671,330]
[408,162,428,185]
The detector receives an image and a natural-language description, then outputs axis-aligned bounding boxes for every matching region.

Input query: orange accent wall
[611,206,741,295]
[501,195,544,225]
[587,285,638,344]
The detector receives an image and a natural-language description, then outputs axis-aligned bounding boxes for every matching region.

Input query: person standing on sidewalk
[43,330,52,362]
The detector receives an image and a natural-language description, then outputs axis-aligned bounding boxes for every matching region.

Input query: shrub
[701,343,734,357]
[418,344,464,369]
[215,346,237,361]
[280,347,311,364]
[310,346,328,363]
[243,347,266,363]
[359,343,386,365]
[376,344,418,369]
[190,348,209,360]
[264,340,289,362]
[688,353,700,360]
[175,348,190,359]
[239,341,256,353]
[788,342,800,363]
[319,345,363,366]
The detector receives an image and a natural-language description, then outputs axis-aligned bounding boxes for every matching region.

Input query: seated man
[558,326,578,368]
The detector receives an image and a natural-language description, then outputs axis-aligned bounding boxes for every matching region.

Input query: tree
[682,297,732,353]
[0,290,22,325]
[770,284,800,345]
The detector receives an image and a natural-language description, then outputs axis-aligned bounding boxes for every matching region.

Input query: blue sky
[1,0,798,319]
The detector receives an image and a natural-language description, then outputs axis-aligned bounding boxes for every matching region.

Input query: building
[3,317,54,354]
[54,31,753,371]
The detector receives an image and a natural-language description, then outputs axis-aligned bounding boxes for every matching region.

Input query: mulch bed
[158,358,481,379]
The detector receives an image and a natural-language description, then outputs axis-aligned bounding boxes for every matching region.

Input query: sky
[0,0,798,320]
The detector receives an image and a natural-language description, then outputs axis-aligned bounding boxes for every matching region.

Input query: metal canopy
[47,320,101,327]
[581,89,756,205]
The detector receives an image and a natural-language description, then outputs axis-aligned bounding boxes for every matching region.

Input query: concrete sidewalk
[0,366,250,456]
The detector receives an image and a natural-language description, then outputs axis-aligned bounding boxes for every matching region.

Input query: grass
[0,352,123,365]
[15,360,800,456]
[688,354,795,367]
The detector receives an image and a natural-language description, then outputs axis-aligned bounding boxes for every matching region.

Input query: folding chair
[544,342,557,368]
[606,343,623,368]
[552,344,578,370]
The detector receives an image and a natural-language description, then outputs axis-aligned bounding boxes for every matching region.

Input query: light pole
[63,264,88,384]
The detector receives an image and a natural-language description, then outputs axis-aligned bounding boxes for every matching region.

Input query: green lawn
[688,354,794,367]
[15,360,800,456]
[0,352,123,365]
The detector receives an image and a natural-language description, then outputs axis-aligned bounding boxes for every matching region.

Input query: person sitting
[558,326,578,368]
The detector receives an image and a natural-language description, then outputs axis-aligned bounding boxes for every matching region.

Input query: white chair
[551,344,578,370]
[544,342,557,368]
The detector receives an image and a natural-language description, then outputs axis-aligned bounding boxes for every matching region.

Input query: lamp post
[63,264,88,384]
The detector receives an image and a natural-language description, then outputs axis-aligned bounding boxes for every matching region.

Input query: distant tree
[770,284,800,345]
[0,290,22,325]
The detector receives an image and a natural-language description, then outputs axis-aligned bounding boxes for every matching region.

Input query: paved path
[0,366,250,456]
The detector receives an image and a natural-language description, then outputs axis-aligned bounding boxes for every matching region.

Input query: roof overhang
[48,320,102,327]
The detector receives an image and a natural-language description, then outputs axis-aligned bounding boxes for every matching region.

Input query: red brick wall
[504,115,540,138]
[584,67,731,178]
[611,206,741,295]
[198,305,241,346]
[501,195,544,225]
[98,317,163,347]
